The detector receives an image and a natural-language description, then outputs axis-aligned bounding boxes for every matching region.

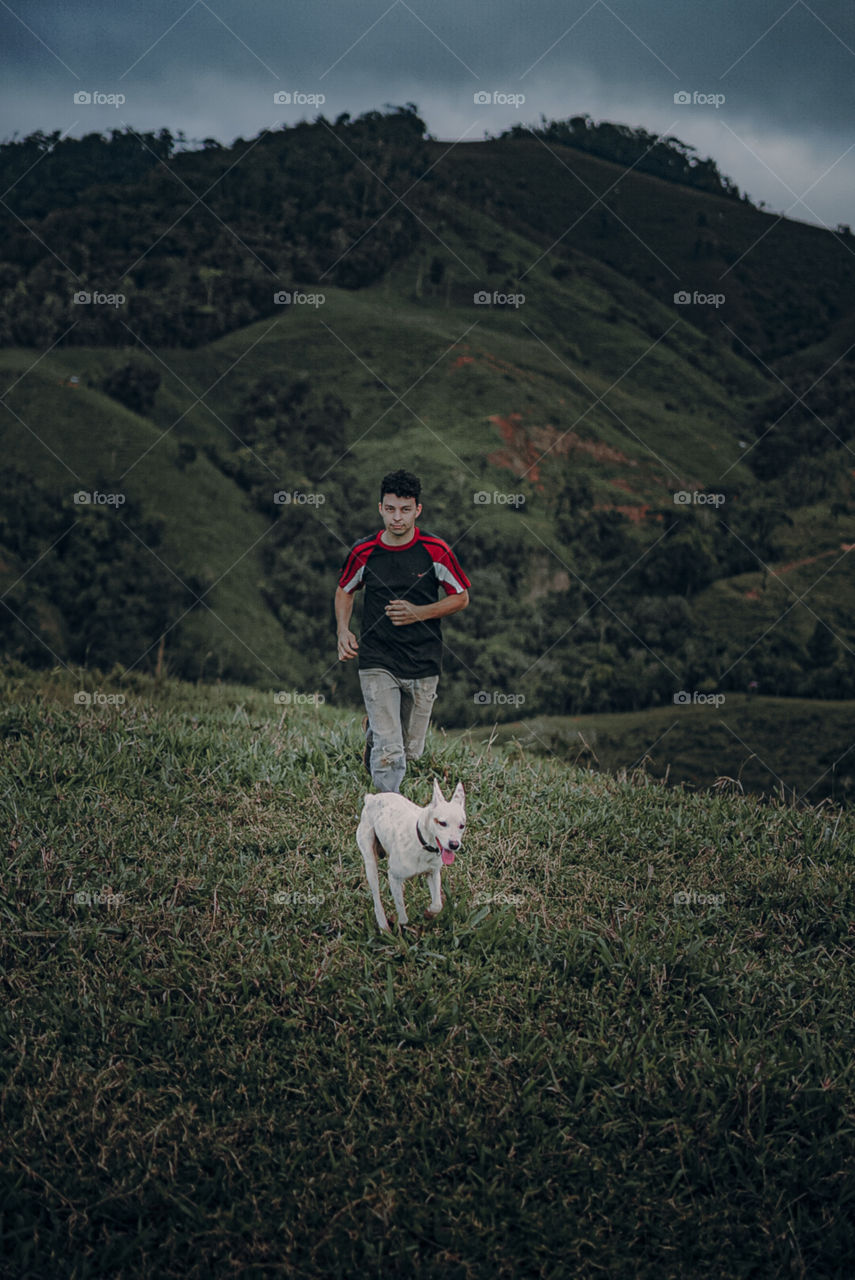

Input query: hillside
[2,663,853,1277]
[456,695,855,805]
[2,109,854,794]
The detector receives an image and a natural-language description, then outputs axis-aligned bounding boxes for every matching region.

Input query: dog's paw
[424,907,441,919]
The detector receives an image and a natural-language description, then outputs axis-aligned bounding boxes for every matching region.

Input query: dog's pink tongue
[441,848,455,865]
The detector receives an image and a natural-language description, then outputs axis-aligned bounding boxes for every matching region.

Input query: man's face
[379,492,422,541]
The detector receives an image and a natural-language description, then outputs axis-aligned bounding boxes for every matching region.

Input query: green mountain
[2,107,854,797]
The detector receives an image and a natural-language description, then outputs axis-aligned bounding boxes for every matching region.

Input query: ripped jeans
[358,667,439,793]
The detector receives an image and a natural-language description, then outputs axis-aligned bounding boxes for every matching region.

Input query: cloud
[1,0,853,224]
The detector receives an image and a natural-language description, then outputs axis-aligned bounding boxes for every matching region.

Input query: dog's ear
[451,781,465,805]
[431,778,445,806]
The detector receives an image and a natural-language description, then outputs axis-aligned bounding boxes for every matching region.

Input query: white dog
[357,780,465,931]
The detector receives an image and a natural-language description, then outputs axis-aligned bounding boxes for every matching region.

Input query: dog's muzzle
[439,839,460,865]
[417,821,461,866]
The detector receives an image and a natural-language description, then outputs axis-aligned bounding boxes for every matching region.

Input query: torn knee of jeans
[377,746,405,768]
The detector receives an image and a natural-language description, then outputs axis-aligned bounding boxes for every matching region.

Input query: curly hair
[379,470,421,503]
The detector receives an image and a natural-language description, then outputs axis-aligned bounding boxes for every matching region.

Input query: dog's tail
[358,806,392,930]
[360,794,387,857]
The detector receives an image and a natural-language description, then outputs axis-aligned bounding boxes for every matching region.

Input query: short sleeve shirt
[338,527,470,678]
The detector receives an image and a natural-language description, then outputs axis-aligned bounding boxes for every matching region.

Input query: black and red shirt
[338,527,470,678]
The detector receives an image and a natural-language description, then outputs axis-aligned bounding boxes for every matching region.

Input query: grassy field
[2,661,854,1278]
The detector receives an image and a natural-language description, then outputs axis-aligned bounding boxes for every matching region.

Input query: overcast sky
[2,0,853,227]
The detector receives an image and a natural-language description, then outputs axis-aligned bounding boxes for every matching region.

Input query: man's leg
[401,675,439,765]
[358,668,406,793]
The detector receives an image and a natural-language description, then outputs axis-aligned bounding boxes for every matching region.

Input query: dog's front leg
[388,873,409,925]
[425,868,443,918]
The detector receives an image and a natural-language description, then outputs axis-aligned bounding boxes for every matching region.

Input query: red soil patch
[486,412,635,485]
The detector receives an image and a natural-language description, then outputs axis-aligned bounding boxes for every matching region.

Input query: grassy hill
[0,239,769,683]
[2,110,855,797]
[2,663,853,1277]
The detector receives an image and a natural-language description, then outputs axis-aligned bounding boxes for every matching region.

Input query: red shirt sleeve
[420,535,471,596]
[338,536,376,592]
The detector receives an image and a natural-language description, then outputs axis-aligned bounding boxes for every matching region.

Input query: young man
[335,470,470,792]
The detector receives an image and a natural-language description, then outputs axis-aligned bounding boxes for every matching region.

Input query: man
[335,469,470,792]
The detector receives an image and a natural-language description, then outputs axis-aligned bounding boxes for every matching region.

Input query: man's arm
[385,589,469,626]
[335,585,359,659]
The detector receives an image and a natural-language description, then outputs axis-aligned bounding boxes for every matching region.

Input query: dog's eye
[437,820,447,827]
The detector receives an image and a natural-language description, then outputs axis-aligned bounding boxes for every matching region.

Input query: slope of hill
[456,694,855,805]
[2,663,854,1276]
[2,108,854,791]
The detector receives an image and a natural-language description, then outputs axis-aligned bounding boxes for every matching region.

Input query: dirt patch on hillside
[486,412,636,484]
[743,543,854,596]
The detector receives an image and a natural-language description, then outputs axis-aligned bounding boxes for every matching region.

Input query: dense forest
[0,106,759,353]
[0,107,429,349]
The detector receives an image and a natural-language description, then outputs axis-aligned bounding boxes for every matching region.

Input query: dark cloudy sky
[2,0,853,227]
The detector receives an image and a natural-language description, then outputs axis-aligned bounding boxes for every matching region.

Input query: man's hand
[337,629,359,660]
[385,599,424,626]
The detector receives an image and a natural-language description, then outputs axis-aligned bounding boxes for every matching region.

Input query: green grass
[2,662,854,1277]
[0,351,290,681]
